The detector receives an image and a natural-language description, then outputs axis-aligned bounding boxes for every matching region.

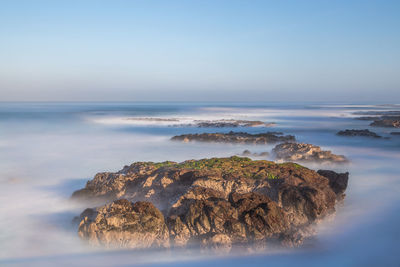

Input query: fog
[0,102,399,266]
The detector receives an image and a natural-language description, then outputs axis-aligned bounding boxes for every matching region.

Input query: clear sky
[0,0,399,102]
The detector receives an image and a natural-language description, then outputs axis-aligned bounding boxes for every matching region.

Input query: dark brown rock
[337,129,382,138]
[318,170,349,200]
[171,131,295,144]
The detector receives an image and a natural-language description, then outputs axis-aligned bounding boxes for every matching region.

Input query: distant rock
[73,157,349,251]
[241,150,269,157]
[192,120,276,128]
[370,117,400,128]
[337,129,382,138]
[390,132,400,135]
[272,143,348,163]
[126,117,180,122]
[352,111,400,128]
[171,131,295,144]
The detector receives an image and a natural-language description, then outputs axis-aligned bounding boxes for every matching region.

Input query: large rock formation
[73,157,349,251]
[272,143,348,164]
[337,129,382,138]
[171,131,295,144]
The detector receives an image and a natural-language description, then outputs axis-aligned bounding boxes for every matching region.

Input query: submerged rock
[272,143,348,163]
[241,150,269,157]
[171,131,295,144]
[337,129,382,138]
[74,157,349,251]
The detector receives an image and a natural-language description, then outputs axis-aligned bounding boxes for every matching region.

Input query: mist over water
[0,102,399,266]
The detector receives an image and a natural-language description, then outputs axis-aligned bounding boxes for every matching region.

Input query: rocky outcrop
[78,199,170,249]
[370,117,400,128]
[171,131,295,144]
[241,150,269,157]
[337,129,382,138]
[189,120,275,128]
[352,111,400,128]
[317,170,349,200]
[272,143,348,163]
[74,157,349,251]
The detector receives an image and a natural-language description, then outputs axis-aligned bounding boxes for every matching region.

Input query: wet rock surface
[272,143,348,164]
[337,129,382,138]
[74,157,349,251]
[171,131,295,144]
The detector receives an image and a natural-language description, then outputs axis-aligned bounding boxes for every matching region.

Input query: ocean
[0,102,399,266]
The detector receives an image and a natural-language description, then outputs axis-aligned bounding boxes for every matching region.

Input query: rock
[241,150,270,157]
[192,120,275,128]
[78,199,170,249]
[171,131,295,144]
[337,129,382,138]
[200,233,232,253]
[74,157,349,251]
[317,170,349,200]
[390,132,400,135]
[370,118,400,128]
[242,150,252,156]
[352,111,400,128]
[272,143,348,164]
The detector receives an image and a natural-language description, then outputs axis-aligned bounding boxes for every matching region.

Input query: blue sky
[0,0,399,102]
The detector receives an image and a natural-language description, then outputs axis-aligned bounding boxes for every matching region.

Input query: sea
[0,102,399,266]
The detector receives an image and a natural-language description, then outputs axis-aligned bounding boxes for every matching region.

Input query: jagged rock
[317,170,349,200]
[337,129,382,138]
[74,157,349,251]
[171,131,295,144]
[78,199,170,249]
[272,143,348,163]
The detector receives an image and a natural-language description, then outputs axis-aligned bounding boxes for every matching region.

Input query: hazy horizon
[1,0,399,102]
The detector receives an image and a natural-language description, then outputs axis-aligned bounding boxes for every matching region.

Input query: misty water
[0,102,399,266]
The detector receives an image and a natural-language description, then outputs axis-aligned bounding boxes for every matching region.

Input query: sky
[0,0,399,102]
